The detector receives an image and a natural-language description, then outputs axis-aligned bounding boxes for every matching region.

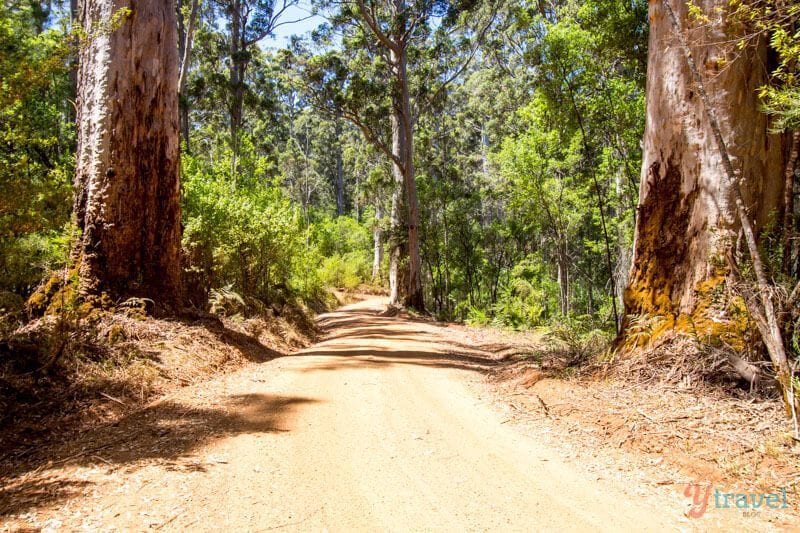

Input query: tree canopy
[2,0,799,406]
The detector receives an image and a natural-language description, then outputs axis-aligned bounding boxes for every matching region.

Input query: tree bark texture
[397,63,424,311]
[391,0,424,311]
[624,0,784,321]
[388,87,407,306]
[73,0,182,310]
[373,203,384,282]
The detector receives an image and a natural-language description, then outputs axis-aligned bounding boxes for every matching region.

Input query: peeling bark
[74,0,182,311]
[625,0,783,318]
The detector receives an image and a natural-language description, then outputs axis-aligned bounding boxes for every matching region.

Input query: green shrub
[465,306,490,326]
[182,151,324,307]
[491,278,547,329]
[546,315,614,365]
[312,216,372,258]
[0,228,72,295]
[310,216,374,291]
[318,251,370,290]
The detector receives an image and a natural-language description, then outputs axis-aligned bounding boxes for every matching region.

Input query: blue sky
[265,1,327,49]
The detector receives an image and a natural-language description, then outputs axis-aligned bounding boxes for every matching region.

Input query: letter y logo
[684,483,712,518]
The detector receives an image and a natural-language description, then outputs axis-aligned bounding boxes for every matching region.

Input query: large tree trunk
[624,0,783,326]
[399,84,424,310]
[372,204,384,282]
[73,0,182,311]
[351,0,424,310]
[391,3,424,311]
[388,89,406,306]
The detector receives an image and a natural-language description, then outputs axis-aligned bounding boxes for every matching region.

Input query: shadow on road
[0,393,319,518]
[301,307,509,374]
[1,302,519,521]
[296,345,501,373]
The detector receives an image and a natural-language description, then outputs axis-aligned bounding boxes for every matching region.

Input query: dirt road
[3,298,717,530]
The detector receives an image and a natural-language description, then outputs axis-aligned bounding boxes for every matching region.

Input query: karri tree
[72,0,182,311]
[624,0,798,416]
[304,0,494,310]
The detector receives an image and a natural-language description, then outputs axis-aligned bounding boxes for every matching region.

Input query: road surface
[3,298,699,531]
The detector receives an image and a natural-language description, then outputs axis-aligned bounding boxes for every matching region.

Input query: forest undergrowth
[0,289,322,464]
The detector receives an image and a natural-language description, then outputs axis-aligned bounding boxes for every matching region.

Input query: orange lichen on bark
[675,272,752,353]
[624,159,698,319]
[621,266,755,353]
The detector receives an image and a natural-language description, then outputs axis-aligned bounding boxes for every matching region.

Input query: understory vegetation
[1,0,644,331]
[1,0,799,400]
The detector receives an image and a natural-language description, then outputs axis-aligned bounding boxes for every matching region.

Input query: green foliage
[318,252,371,290]
[490,278,547,329]
[182,148,323,306]
[0,4,74,296]
[0,227,73,295]
[1,0,647,341]
[180,0,646,333]
[313,216,372,258]
[463,306,491,326]
[421,0,644,331]
[313,217,374,289]
[182,142,377,307]
[546,315,614,365]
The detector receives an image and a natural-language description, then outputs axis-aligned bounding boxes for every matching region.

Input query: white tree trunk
[373,204,384,282]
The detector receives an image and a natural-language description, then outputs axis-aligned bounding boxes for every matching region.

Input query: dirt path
[1,298,772,531]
